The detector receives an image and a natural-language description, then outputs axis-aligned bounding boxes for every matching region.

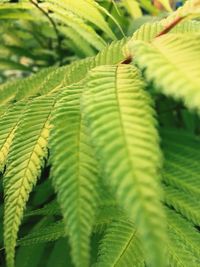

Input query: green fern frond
[45,4,106,51]
[0,3,32,10]
[50,84,99,267]
[18,221,65,247]
[0,101,26,172]
[0,66,56,105]
[0,104,7,116]
[164,185,200,225]
[163,157,200,197]
[161,129,200,230]
[19,203,125,248]
[17,39,127,99]
[59,26,96,57]
[82,64,166,267]
[0,8,35,21]
[61,38,127,88]
[64,38,127,86]
[0,79,21,105]
[3,95,55,267]
[25,200,60,217]
[15,66,56,101]
[167,209,200,267]
[94,38,127,66]
[94,205,125,234]
[132,34,200,111]
[0,38,127,106]
[41,0,116,40]
[96,220,144,267]
[167,233,200,267]
[162,130,200,197]
[38,66,71,96]
[128,20,200,43]
[166,208,200,260]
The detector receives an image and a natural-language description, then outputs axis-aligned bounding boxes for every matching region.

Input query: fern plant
[0,0,200,267]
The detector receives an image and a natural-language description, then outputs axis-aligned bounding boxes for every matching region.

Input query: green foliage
[132,34,200,111]
[96,220,144,267]
[50,85,99,267]
[4,95,55,267]
[82,64,166,267]
[0,0,200,267]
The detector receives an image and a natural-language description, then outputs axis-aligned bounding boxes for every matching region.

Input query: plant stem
[121,15,185,64]
[156,16,185,37]
[30,0,61,54]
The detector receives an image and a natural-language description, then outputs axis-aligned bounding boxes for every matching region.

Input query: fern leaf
[132,34,200,111]
[167,209,200,267]
[15,67,56,101]
[23,39,126,97]
[82,64,166,267]
[0,3,32,10]
[18,221,65,247]
[0,79,20,105]
[40,1,107,51]
[20,204,125,248]
[94,205,125,234]
[167,233,200,267]
[166,208,200,260]
[49,7,106,51]
[128,20,200,43]
[38,66,70,96]
[59,26,95,57]
[0,66,56,105]
[64,38,127,87]
[164,185,200,225]
[0,102,26,172]
[94,38,127,66]
[0,104,7,117]
[50,84,98,267]
[162,130,200,197]
[0,9,34,20]
[25,200,60,217]
[0,38,126,105]
[3,95,55,267]
[161,128,200,219]
[42,0,116,40]
[96,220,144,267]
[163,156,200,197]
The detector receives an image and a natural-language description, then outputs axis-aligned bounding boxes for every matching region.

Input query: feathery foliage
[82,64,166,267]
[0,0,200,267]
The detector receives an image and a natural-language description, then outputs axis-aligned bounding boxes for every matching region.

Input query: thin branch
[30,0,61,52]
[156,16,185,37]
[120,15,185,65]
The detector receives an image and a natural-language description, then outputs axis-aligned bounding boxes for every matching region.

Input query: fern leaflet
[3,95,55,267]
[50,85,98,267]
[82,64,166,267]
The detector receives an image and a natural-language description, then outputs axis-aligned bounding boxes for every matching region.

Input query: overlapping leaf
[82,64,166,267]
